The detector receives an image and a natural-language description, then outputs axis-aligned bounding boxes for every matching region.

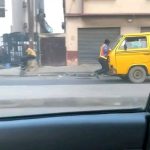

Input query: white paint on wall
[0,0,12,36]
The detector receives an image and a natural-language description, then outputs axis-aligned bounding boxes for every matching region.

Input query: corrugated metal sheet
[78,28,120,64]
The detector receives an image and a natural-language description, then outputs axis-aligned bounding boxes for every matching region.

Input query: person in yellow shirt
[20,45,37,72]
[26,47,37,59]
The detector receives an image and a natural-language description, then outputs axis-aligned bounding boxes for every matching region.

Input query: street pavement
[0,76,148,115]
[0,64,100,76]
[0,75,132,85]
[0,64,148,117]
[0,75,150,85]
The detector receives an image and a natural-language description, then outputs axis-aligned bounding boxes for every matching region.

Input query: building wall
[11,0,44,33]
[65,0,150,14]
[65,0,150,65]
[84,0,150,14]
[65,16,150,65]
[65,0,82,14]
[12,0,26,32]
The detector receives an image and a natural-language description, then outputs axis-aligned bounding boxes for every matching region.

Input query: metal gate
[78,28,120,64]
[41,37,66,66]
[3,32,38,66]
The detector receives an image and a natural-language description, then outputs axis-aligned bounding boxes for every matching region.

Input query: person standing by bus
[95,39,110,75]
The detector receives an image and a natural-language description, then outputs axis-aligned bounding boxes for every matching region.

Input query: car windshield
[0,0,149,117]
[110,36,121,50]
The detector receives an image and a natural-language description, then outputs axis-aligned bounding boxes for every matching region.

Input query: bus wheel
[128,66,146,83]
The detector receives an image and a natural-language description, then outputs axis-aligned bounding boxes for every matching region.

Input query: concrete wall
[65,0,150,14]
[65,0,82,14]
[84,0,150,14]
[65,16,150,65]
[11,0,44,33]
[66,16,150,50]
[64,0,150,65]
[12,0,27,32]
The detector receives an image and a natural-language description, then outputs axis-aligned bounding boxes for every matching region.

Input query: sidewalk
[0,64,100,76]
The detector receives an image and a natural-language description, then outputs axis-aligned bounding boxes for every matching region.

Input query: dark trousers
[95,57,109,74]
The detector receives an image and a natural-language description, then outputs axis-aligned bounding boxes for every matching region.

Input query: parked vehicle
[108,32,150,83]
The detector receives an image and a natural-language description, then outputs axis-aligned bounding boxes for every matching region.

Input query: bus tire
[128,66,146,83]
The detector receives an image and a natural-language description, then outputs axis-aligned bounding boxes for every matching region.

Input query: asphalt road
[0,75,150,85]
[0,75,148,117]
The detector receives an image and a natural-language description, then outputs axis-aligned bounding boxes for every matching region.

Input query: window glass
[120,37,147,50]
[0,0,148,117]
[110,36,121,50]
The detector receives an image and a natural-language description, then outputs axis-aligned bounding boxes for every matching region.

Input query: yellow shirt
[26,48,36,57]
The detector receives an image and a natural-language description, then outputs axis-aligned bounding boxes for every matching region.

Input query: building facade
[0,0,5,17]
[64,0,150,65]
[9,0,64,66]
[11,0,44,33]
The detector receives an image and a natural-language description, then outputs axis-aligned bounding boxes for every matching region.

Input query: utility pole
[27,0,34,48]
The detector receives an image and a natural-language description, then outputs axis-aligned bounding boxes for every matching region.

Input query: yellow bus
[108,32,150,83]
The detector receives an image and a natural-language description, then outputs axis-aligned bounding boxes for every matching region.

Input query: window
[0,0,149,118]
[120,37,147,50]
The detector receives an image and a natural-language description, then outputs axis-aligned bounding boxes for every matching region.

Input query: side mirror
[124,44,127,50]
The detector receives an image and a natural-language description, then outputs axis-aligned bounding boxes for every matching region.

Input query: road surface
[0,75,150,85]
[0,75,148,117]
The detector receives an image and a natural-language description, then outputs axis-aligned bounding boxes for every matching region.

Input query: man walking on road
[95,39,110,75]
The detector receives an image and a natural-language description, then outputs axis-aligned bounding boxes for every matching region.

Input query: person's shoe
[92,71,98,78]
[95,73,100,79]
[94,72,100,79]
